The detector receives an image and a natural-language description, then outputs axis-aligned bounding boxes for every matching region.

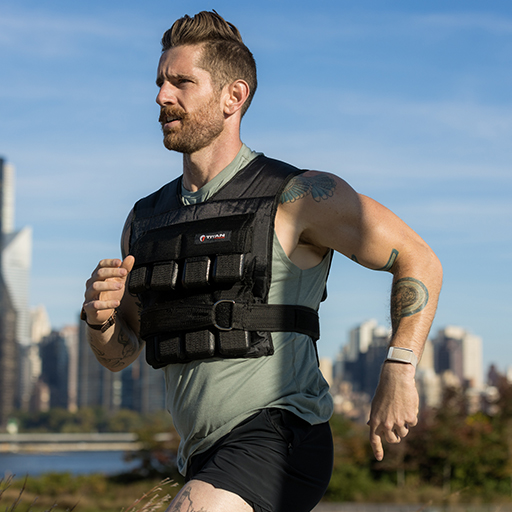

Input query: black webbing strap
[141,302,320,341]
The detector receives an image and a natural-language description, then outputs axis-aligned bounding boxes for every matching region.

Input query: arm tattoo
[280,174,336,204]
[118,328,137,358]
[351,249,399,271]
[89,344,127,369]
[391,277,429,331]
[88,328,137,369]
[377,248,399,271]
[171,487,208,512]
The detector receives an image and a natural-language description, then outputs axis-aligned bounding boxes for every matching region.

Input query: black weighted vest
[128,155,321,368]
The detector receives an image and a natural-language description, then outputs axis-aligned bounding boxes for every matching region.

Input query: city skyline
[1,1,511,370]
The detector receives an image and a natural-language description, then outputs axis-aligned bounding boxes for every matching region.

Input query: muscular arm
[276,171,443,460]
[82,210,144,372]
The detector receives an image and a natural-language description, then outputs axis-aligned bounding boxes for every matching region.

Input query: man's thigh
[166,479,253,512]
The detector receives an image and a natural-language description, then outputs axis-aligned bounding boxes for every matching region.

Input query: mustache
[159,106,187,125]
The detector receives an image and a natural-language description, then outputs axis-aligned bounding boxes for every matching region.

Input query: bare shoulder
[275,170,362,265]
[278,170,361,229]
[280,171,337,204]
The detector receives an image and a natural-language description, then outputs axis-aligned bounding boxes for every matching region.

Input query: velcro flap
[157,336,183,362]
[182,256,211,289]
[151,261,179,290]
[185,330,216,358]
[212,254,245,284]
[218,330,251,357]
[128,266,148,294]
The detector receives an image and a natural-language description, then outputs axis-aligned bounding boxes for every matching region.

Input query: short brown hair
[161,11,257,117]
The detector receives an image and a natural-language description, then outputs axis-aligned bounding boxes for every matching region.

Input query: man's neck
[182,137,243,192]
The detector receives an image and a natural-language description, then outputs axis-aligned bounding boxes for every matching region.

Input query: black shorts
[186,408,333,512]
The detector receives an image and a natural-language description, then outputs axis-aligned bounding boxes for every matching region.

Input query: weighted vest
[128,156,321,368]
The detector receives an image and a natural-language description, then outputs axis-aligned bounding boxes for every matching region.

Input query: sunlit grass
[0,474,177,512]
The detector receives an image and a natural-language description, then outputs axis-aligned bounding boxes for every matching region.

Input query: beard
[159,94,225,154]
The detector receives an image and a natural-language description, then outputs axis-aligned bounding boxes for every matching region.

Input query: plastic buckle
[213,300,235,331]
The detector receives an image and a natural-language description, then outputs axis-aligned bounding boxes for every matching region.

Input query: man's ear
[223,79,250,116]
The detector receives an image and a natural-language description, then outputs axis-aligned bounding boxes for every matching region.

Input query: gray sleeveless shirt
[163,145,334,475]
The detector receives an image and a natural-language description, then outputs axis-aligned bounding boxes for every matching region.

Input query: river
[0,450,140,477]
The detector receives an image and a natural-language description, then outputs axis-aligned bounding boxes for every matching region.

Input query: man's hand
[83,256,135,326]
[368,362,419,461]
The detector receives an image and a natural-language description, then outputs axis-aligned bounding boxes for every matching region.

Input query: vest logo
[195,231,232,244]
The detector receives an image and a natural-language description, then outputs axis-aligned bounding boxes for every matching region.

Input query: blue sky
[1,0,511,370]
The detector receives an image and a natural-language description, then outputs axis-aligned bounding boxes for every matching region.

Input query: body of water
[0,450,140,477]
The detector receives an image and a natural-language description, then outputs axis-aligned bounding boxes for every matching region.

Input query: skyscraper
[0,158,32,346]
[341,319,390,395]
[40,330,70,409]
[434,326,484,390]
[77,320,166,414]
[0,157,23,426]
[77,320,122,411]
[0,276,18,426]
[19,305,52,411]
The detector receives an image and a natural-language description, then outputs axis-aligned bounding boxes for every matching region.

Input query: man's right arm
[82,212,144,372]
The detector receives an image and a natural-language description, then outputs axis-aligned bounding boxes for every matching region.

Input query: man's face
[156,45,225,154]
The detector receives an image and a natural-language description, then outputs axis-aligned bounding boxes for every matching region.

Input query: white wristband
[385,347,418,369]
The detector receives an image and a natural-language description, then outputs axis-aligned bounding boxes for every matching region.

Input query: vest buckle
[213,300,235,331]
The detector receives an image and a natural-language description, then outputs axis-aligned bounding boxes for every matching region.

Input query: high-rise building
[37,325,79,410]
[121,357,166,414]
[341,319,390,395]
[415,339,444,408]
[0,157,27,426]
[0,276,18,426]
[319,358,333,388]
[77,319,166,414]
[77,320,122,411]
[0,158,32,347]
[61,325,79,412]
[345,319,381,362]
[0,158,15,234]
[433,326,483,390]
[333,321,485,418]
[40,330,70,409]
[2,229,32,345]
[18,305,52,411]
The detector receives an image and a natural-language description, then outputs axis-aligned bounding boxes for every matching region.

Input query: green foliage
[23,473,97,498]
[10,408,171,434]
[326,463,375,501]
[325,381,512,503]
[406,388,510,494]
[12,408,106,433]
[108,410,145,433]
[326,412,375,501]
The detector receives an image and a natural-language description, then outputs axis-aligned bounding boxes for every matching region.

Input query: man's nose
[156,82,177,106]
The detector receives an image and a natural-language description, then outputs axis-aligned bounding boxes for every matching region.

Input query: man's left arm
[280,170,443,461]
